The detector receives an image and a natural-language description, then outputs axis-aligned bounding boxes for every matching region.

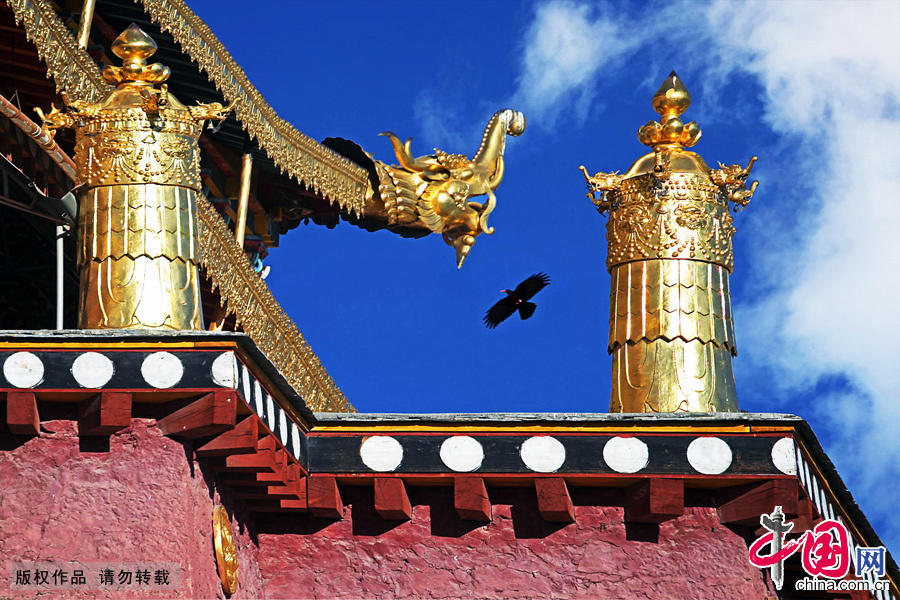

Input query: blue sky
[185,0,899,554]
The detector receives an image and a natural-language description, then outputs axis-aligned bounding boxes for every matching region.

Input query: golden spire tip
[652,70,691,118]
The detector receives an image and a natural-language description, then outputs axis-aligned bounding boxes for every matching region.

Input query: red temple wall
[0,420,780,599]
[258,486,775,600]
[0,419,263,599]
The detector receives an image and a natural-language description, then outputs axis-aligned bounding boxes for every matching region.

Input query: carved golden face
[100,136,137,158]
[674,204,709,230]
[618,205,651,234]
[161,138,191,160]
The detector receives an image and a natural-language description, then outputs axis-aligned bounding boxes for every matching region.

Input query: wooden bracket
[77,392,131,437]
[624,479,684,524]
[157,389,236,439]
[535,478,575,523]
[6,391,39,436]
[307,475,343,519]
[196,415,259,457]
[455,477,491,522]
[374,478,412,521]
[717,479,799,526]
[221,445,276,473]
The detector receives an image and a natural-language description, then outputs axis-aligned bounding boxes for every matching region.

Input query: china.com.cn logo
[748,506,889,593]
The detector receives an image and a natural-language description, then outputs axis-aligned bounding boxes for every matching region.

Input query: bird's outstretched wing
[484,297,517,329]
[514,272,551,300]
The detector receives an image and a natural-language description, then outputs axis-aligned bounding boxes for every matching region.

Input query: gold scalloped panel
[80,184,200,264]
[610,337,739,413]
[609,259,736,355]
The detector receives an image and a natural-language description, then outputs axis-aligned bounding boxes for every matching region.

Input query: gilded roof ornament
[36,23,237,331]
[579,72,760,414]
[638,71,701,148]
[372,109,526,267]
[101,23,171,86]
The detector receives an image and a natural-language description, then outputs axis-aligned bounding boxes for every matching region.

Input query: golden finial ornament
[212,505,238,596]
[371,109,525,267]
[36,24,236,330]
[580,71,759,413]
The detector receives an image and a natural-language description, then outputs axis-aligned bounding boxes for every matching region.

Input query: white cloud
[511,2,638,126]
[706,0,900,549]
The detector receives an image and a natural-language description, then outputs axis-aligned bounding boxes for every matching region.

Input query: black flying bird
[483,273,551,329]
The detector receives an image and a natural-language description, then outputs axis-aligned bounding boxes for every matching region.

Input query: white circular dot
[71,352,114,388]
[3,352,44,388]
[603,436,649,473]
[687,437,733,475]
[140,352,183,389]
[360,436,404,472]
[278,409,287,443]
[440,436,485,472]
[771,438,797,476]
[266,393,275,429]
[520,436,566,473]
[241,366,252,404]
[211,352,238,388]
[291,423,301,459]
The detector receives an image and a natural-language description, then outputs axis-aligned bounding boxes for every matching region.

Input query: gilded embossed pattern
[76,112,204,189]
[139,0,368,214]
[605,173,735,271]
[196,193,353,412]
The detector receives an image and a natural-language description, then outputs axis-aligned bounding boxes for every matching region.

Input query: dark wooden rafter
[77,391,131,436]
[535,478,575,523]
[307,475,343,519]
[195,414,259,457]
[6,390,39,435]
[374,477,412,521]
[455,477,491,522]
[717,478,799,526]
[219,435,277,473]
[624,479,685,524]
[157,389,237,439]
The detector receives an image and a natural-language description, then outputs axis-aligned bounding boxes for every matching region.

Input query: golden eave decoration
[580,71,759,414]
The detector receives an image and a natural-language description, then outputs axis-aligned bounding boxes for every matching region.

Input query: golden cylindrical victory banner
[581,72,758,413]
[39,24,234,330]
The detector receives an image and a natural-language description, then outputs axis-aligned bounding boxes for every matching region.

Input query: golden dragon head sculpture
[373,109,526,267]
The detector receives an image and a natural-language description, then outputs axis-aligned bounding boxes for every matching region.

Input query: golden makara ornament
[580,71,758,413]
[212,505,238,596]
[371,109,526,267]
[37,23,235,330]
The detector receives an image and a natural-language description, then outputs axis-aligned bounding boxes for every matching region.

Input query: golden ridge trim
[139,0,368,214]
[9,0,112,102]
[196,193,354,413]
